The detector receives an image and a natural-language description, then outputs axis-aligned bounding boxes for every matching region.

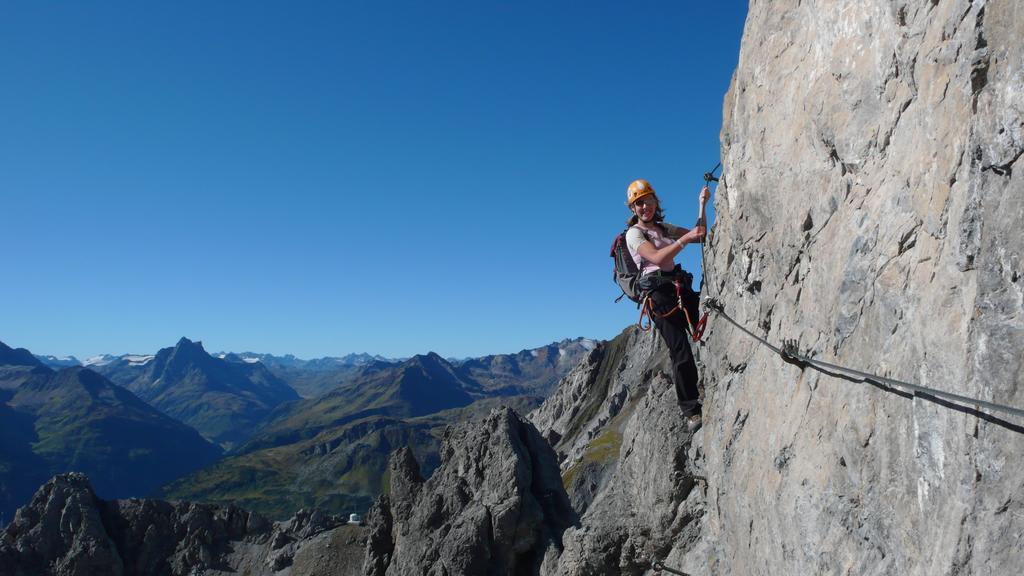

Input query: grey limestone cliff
[700,0,1024,574]
[530,2,1024,574]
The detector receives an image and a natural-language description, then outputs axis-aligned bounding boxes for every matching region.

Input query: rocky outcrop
[548,373,705,576]
[701,1,1024,574]
[0,473,365,576]
[528,327,709,575]
[363,407,576,576]
[530,331,656,475]
[0,473,123,576]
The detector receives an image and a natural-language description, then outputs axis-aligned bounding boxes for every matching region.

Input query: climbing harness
[703,299,1024,420]
[638,278,685,332]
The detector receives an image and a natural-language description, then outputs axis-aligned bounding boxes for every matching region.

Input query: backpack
[610,225,649,304]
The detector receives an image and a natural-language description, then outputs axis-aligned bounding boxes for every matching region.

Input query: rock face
[529,327,708,576]
[363,408,576,575]
[0,473,366,576]
[701,1,1024,574]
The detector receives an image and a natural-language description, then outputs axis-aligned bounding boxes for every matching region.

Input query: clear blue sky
[1,1,748,360]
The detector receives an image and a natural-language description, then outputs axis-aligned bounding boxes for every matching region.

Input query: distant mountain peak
[82,354,119,367]
[406,352,456,373]
[34,354,82,368]
[164,338,212,366]
[0,340,45,368]
[175,337,205,351]
[412,351,446,362]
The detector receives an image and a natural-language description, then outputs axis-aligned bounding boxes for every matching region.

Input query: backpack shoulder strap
[626,224,652,242]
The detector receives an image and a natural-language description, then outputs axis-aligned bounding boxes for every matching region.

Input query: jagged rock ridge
[0,472,367,576]
[363,407,577,575]
[529,328,709,575]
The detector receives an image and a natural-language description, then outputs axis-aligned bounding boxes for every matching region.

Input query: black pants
[649,285,701,407]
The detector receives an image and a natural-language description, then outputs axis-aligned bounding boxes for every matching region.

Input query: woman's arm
[636,226,706,267]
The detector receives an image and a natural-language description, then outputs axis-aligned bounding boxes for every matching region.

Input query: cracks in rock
[773,444,795,472]
[926,148,967,246]
[741,243,766,295]
[880,97,913,154]
[723,411,749,468]
[801,212,814,234]
[949,511,976,575]
[822,134,862,176]
[982,148,1023,178]
[724,361,748,394]
[971,3,988,51]
[969,5,989,113]
[898,222,922,256]
[759,304,774,334]
[728,362,748,374]
[956,147,985,272]
[952,0,976,37]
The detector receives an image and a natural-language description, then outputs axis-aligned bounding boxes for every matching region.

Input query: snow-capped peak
[123,355,155,366]
[82,354,117,367]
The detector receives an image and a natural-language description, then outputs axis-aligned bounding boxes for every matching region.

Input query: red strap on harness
[676,280,710,342]
[691,312,710,341]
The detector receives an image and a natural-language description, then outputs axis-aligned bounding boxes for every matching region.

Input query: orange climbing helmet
[626,179,656,206]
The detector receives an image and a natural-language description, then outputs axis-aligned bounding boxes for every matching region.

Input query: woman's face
[631,195,658,222]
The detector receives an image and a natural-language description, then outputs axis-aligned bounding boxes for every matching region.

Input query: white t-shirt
[625,222,684,275]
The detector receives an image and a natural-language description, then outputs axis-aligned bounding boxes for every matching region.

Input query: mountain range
[160,352,545,519]
[2,336,595,522]
[0,341,222,523]
[219,351,398,370]
[91,338,300,450]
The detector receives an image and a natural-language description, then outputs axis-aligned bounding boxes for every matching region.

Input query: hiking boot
[686,413,702,433]
[680,402,702,432]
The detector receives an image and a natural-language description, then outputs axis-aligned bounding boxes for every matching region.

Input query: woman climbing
[624,178,710,431]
